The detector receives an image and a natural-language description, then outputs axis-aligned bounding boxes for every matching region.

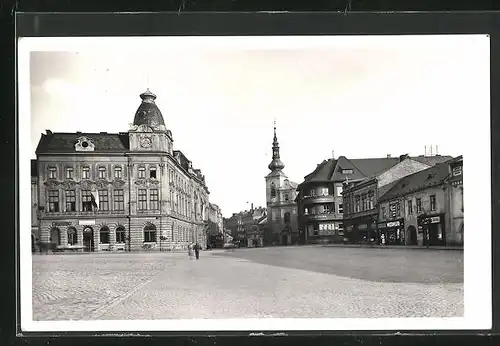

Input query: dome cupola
[133,89,166,129]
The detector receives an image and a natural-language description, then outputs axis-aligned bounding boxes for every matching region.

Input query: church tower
[265,123,288,206]
[128,89,174,154]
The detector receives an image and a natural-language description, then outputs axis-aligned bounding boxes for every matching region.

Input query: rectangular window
[138,189,147,210]
[150,167,157,179]
[81,190,93,211]
[416,198,422,213]
[310,189,316,197]
[65,190,76,212]
[430,195,437,211]
[323,204,331,213]
[407,199,413,215]
[66,167,73,179]
[114,189,124,211]
[336,185,343,197]
[82,167,90,179]
[284,193,289,201]
[114,166,122,179]
[339,204,343,214]
[362,194,367,211]
[48,167,57,179]
[48,190,59,212]
[381,207,386,219]
[138,167,146,179]
[452,166,462,177]
[98,167,106,179]
[150,189,159,210]
[99,190,109,211]
[368,192,374,209]
[304,207,309,215]
[320,188,329,196]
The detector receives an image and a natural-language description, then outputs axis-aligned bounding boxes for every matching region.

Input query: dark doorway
[408,226,417,245]
[83,227,94,252]
[31,235,35,252]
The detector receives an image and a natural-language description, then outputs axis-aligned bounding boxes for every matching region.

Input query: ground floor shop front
[37,216,208,252]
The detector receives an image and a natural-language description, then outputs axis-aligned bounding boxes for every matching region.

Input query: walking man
[194,243,200,260]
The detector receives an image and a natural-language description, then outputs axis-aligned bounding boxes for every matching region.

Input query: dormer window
[48,167,57,179]
[82,166,90,179]
[138,166,146,179]
[75,136,95,152]
[65,167,73,179]
[98,166,106,179]
[342,169,353,175]
[150,166,157,179]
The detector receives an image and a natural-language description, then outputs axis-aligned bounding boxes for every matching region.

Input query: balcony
[301,194,335,204]
[302,212,339,222]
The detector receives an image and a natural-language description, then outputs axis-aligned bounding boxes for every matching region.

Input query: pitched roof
[379,162,450,202]
[35,132,129,154]
[300,156,400,186]
[410,155,453,166]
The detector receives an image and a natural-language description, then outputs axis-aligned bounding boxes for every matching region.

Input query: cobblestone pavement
[32,247,463,321]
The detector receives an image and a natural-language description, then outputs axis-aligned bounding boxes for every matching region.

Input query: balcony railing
[303,212,339,221]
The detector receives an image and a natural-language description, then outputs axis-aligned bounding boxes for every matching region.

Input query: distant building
[207,203,224,248]
[342,154,453,244]
[223,205,267,247]
[33,90,213,252]
[377,156,463,247]
[265,125,299,245]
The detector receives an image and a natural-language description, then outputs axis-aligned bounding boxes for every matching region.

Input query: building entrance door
[31,235,35,252]
[408,226,417,245]
[83,227,94,252]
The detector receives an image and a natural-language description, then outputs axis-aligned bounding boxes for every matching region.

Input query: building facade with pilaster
[33,90,211,252]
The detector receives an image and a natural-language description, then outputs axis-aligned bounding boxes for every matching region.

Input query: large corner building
[32,90,212,252]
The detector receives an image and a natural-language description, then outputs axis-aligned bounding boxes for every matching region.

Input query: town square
[32,246,463,321]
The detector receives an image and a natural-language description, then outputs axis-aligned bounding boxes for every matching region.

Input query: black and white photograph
[18,35,491,332]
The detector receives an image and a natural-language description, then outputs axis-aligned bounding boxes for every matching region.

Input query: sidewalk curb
[322,244,463,251]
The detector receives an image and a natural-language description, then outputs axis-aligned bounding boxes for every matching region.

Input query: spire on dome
[268,120,285,172]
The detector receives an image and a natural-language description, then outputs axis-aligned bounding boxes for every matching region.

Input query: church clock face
[140,136,152,148]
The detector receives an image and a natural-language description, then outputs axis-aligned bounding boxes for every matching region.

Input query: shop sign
[319,223,335,231]
[429,216,440,224]
[79,220,96,225]
[52,221,72,227]
[387,221,400,228]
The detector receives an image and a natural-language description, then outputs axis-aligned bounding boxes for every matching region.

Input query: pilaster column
[77,225,83,246]
[94,226,100,252]
[109,224,116,250]
[59,225,68,246]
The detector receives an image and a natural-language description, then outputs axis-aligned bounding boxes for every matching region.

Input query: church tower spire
[268,120,285,172]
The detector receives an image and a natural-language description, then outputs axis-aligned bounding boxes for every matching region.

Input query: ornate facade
[33,89,212,252]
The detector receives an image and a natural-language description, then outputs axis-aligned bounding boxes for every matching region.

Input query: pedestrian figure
[188,242,195,260]
[194,243,200,260]
[380,233,386,246]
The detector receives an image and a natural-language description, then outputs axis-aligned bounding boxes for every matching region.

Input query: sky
[26,36,489,217]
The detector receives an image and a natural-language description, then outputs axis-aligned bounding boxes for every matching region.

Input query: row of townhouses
[224,123,463,248]
[31,90,224,253]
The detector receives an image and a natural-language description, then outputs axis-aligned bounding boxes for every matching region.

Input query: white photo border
[18,35,492,332]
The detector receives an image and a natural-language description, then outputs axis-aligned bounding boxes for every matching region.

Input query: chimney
[251,203,254,211]
[424,146,427,157]
[436,145,439,156]
[430,145,433,156]
[399,153,409,162]
[332,150,335,159]
[45,129,53,135]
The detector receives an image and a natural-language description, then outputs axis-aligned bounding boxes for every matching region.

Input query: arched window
[270,182,276,198]
[284,212,291,224]
[144,223,157,243]
[67,227,77,245]
[115,226,126,243]
[100,226,110,244]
